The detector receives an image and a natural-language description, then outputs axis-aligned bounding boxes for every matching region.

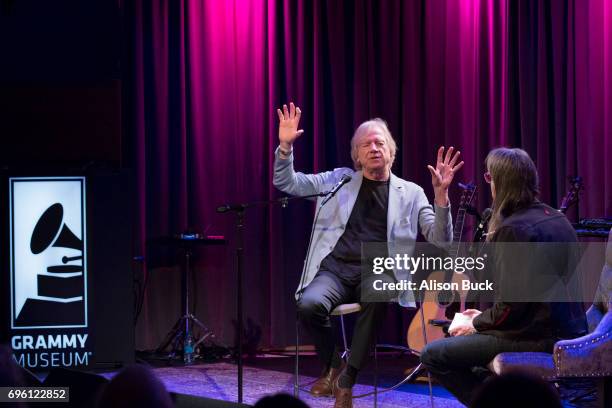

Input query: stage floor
[102,353,463,407]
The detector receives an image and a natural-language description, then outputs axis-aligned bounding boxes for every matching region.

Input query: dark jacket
[473,203,587,344]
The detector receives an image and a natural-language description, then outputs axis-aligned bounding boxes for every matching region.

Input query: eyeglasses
[484,171,492,184]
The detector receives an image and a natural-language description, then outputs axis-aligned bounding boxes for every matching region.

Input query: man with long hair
[420,147,587,405]
[273,102,462,407]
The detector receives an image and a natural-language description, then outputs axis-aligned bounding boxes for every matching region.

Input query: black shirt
[320,177,389,284]
[473,203,587,343]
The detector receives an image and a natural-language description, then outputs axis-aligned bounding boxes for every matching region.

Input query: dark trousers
[296,269,394,371]
[420,333,554,405]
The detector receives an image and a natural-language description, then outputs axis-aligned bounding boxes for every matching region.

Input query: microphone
[216,204,246,213]
[320,174,352,207]
[469,208,492,256]
[473,208,493,243]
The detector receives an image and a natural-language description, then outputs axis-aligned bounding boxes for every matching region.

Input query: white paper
[448,312,472,333]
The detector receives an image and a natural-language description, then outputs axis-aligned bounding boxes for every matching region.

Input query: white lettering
[409,256,421,273]
[77,334,88,348]
[48,335,62,348]
[12,351,90,368]
[476,257,486,270]
[11,334,88,352]
[22,336,33,350]
[373,257,385,274]
[35,336,46,349]
[462,280,494,291]
[74,352,89,365]
[371,279,415,291]
[419,280,459,291]
[62,335,76,348]
[11,336,21,350]
[39,352,49,368]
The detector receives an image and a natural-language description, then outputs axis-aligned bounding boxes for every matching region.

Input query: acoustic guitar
[406,182,477,352]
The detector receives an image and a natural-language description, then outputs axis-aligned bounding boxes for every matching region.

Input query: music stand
[154,235,226,362]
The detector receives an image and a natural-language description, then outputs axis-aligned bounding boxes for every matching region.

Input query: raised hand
[277,102,304,150]
[427,146,464,206]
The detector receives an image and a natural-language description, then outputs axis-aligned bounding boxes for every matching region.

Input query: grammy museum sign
[8,177,92,369]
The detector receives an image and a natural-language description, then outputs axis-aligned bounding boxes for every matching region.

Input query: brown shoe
[310,361,345,397]
[333,378,353,408]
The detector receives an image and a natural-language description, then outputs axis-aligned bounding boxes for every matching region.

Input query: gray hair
[350,118,397,170]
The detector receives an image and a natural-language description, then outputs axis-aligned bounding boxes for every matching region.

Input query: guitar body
[406,182,477,352]
[406,270,471,352]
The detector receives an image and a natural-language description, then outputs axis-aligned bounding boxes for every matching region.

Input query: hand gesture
[428,146,464,192]
[277,102,304,149]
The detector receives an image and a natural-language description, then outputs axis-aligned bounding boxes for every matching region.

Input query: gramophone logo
[10,177,88,329]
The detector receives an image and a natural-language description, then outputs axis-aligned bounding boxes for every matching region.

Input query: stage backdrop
[123,0,612,350]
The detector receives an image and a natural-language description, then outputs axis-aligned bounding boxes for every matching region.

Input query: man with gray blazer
[273,102,462,407]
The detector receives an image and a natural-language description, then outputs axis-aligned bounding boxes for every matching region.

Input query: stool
[331,303,362,360]
[294,303,362,397]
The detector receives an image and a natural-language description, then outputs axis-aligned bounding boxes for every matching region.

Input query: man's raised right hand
[276,102,304,150]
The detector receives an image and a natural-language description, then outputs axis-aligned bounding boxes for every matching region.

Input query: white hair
[350,118,397,170]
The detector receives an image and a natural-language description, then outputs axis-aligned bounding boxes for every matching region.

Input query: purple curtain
[125,0,612,350]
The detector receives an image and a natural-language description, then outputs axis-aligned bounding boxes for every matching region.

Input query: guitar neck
[449,208,467,257]
[559,177,582,214]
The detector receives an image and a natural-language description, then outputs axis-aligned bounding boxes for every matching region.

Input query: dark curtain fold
[124,0,612,350]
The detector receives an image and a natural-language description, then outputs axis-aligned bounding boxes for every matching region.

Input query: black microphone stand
[217,191,328,403]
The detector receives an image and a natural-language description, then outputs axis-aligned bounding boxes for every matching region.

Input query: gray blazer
[273,147,453,306]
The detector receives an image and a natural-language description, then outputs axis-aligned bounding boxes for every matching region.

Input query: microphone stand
[217,191,329,404]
